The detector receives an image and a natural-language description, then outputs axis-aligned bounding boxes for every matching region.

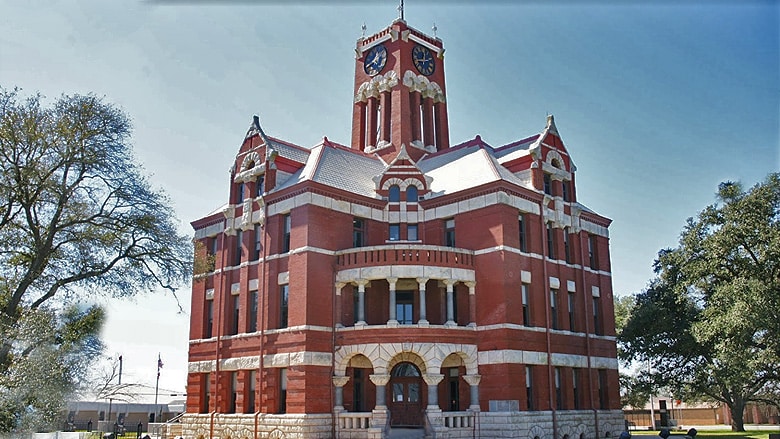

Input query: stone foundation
[179,410,625,439]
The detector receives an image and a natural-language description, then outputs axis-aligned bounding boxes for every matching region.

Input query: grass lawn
[631,431,779,439]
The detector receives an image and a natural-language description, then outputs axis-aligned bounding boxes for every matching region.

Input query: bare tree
[0,87,192,432]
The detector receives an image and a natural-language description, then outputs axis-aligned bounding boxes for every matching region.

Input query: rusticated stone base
[180,413,333,439]
[179,410,625,439]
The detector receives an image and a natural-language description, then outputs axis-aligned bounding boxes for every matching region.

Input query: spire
[546,114,559,135]
[398,0,404,21]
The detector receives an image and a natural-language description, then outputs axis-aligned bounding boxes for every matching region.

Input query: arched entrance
[389,362,424,426]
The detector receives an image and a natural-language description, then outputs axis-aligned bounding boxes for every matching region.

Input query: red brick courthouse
[183,18,622,439]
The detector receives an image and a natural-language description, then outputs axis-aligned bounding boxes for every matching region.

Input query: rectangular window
[231,294,240,335]
[563,227,572,264]
[562,180,570,202]
[255,175,265,197]
[235,230,243,266]
[396,291,414,325]
[555,367,562,410]
[588,234,598,270]
[246,370,256,413]
[445,219,455,247]
[568,292,576,331]
[389,224,400,241]
[593,297,602,335]
[230,371,238,413]
[282,214,291,253]
[546,223,556,259]
[201,373,210,413]
[550,289,559,330]
[518,214,527,252]
[543,173,552,195]
[522,284,530,327]
[598,369,607,409]
[249,290,258,333]
[252,224,262,261]
[205,300,213,338]
[236,182,245,203]
[280,285,289,329]
[279,368,288,414]
[407,224,418,241]
[353,218,365,247]
[572,368,581,410]
[525,366,534,410]
[209,237,218,257]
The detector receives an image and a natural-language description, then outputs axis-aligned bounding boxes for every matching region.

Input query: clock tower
[351,19,450,162]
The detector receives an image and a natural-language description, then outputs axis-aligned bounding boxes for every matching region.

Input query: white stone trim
[549,277,560,289]
[478,349,618,370]
[567,280,576,292]
[205,289,214,300]
[264,351,333,368]
[231,283,240,295]
[592,286,600,297]
[334,342,479,376]
[336,265,475,284]
[520,270,531,284]
[278,271,289,285]
[249,279,259,291]
[407,33,441,53]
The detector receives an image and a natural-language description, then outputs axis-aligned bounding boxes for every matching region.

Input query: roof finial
[361,22,367,37]
[398,0,404,21]
[432,22,437,37]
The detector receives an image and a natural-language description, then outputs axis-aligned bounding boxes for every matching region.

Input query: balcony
[335,244,474,270]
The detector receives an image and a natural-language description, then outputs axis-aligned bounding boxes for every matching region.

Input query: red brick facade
[184,18,622,439]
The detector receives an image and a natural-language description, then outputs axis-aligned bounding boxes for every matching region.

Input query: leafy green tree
[619,173,780,431]
[0,87,192,432]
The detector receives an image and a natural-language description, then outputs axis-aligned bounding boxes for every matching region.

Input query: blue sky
[1,1,778,400]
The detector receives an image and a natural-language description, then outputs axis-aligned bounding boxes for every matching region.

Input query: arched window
[388,185,400,202]
[406,185,418,202]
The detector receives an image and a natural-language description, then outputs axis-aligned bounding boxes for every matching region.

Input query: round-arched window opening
[551,158,562,169]
[605,432,612,438]
[563,435,570,439]
[406,185,418,202]
[580,434,586,439]
[388,185,401,202]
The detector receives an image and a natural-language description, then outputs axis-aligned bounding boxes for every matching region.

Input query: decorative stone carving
[332,375,351,387]
[423,374,444,386]
[355,70,399,103]
[239,198,254,231]
[368,374,391,386]
[223,206,236,236]
[462,374,481,386]
[402,71,445,103]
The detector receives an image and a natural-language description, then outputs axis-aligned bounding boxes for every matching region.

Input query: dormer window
[406,185,418,202]
[388,185,401,202]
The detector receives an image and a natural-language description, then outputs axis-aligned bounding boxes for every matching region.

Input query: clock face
[412,44,435,76]
[363,44,387,76]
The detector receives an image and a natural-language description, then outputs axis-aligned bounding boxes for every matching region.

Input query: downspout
[540,199,558,439]
[212,226,228,439]
[331,267,338,438]
[254,116,273,439]
[578,222,598,439]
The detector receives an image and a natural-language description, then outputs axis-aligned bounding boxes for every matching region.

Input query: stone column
[416,277,429,325]
[369,374,391,409]
[462,374,482,411]
[444,279,457,326]
[465,281,476,327]
[335,282,346,328]
[387,277,398,325]
[332,376,350,412]
[356,279,369,326]
[423,374,444,410]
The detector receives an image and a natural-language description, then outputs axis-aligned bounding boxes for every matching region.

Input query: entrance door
[389,362,424,426]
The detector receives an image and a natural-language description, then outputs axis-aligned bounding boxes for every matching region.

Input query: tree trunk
[729,399,746,431]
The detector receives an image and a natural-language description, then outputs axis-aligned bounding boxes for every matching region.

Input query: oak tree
[619,173,780,431]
